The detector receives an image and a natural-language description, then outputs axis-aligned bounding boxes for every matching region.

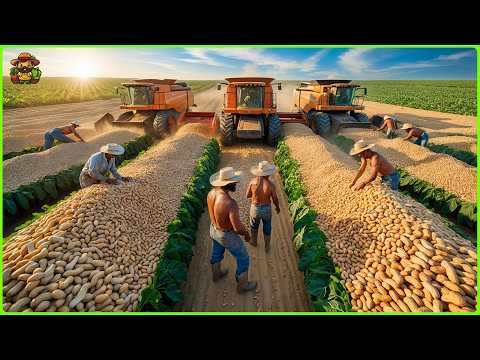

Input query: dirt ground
[363,100,477,139]
[181,144,311,312]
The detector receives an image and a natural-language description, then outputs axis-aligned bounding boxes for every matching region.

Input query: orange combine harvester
[95,79,215,138]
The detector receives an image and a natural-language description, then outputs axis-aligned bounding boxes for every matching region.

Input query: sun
[71,62,93,79]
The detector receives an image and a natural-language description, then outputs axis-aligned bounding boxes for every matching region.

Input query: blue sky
[2,47,477,80]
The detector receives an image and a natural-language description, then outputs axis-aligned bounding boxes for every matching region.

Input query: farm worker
[207,167,257,293]
[376,115,397,139]
[79,143,132,188]
[43,120,85,150]
[246,161,280,252]
[349,140,400,191]
[401,123,429,147]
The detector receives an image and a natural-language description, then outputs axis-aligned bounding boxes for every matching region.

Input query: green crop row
[274,141,352,312]
[138,139,220,311]
[332,135,476,231]
[4,145,44,161]
[426,143,476,167]
[3,134,154,233]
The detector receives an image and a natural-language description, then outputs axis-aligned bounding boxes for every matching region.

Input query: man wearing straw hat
[376,115,398,139]
[349,140,400,191]
[400,123,429,147]
[79,143,132,188]
[207,167,257,293]
[43,120,86,150]
[246,161,280,253]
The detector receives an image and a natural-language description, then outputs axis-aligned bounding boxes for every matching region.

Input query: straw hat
[250,160,276,177]
[401,123,414,130]
[100,143,125,155]
[384,115,396,121]
[210,167,243,187]
[350,140,375,156]
[70,119,81,127]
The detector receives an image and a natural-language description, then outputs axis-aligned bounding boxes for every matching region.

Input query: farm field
[357,80,477,116]
[2,77,217,108]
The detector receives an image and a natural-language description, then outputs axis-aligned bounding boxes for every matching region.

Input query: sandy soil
[181,144,311,312]
[363,101,477,139]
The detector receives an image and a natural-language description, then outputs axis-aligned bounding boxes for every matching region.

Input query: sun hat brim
[250,164,276,177]
[100,145,124,155]
[401,124,413,130]
[350,143,375,156]
[209,171,243,187]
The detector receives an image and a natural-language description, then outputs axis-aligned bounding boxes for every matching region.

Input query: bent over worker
[207,167,257,293]
[349,140,400,191]
[246,161,280,253]
[401,123,429,147]
[376,115,397,139]
[79,143,132,188]
[43,120,85,150]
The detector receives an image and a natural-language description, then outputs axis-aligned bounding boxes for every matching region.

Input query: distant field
[357,80,477,116]
[2,77,217,108]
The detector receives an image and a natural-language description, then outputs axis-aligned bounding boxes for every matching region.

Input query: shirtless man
[207,167,257,293]
[349,140,400,191]
[401,123,429,147]
[43,120,85,150]
[376,115,397,139]
[246,161,280,252]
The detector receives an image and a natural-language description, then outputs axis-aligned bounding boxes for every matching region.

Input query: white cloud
[338,48,374,75]
[143,61,177,70]
[181,48,225,66]
[437,50,475,61]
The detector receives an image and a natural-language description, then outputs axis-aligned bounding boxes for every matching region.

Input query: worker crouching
[401,123,429,147]
[246,161,280,252]
[207,167,257,293]
[79,143,132,188]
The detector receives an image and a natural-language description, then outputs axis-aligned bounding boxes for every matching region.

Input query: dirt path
[181,144,311,312]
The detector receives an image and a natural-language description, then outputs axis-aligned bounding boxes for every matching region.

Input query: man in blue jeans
[43,120,85,150]
[349,140,400,191]
[207,167,257,293]
[246,161,280,253]
[401,123,429,147]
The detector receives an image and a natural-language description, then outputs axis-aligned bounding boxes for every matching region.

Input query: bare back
[207,188,236,231]
[409,128,424,138]
[368,152,395,177]
[385,118,395,129]
[248,177,275,205]
[58,124,74,135]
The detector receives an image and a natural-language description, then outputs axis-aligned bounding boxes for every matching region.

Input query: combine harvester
[95,79,215,138]
[291,80,375,137]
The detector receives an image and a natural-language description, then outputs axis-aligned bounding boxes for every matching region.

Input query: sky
[2,47,477,80]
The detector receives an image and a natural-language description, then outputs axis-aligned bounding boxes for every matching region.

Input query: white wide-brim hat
[100,143,125,155]
[383,115,396,121]
[250,160,276,177]
[401,123,413,130]
[71,119,81,126]
[210,167,243,187]
[350,139,375,156]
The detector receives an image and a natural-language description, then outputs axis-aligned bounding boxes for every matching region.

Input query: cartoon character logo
[10,52,42,84]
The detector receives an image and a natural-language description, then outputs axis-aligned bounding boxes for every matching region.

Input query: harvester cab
[294,80,373,137]
[215,77,283,146]
[94,79,214,139]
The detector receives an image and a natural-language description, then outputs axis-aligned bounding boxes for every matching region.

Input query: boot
[264,235,271,253]
[211,263,228,282]
[236,271,257,294]
[250,229,258,247]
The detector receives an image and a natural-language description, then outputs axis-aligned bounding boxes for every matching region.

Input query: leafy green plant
[138,139,220,311]
[426,143,476,167]
[274,141,352,312]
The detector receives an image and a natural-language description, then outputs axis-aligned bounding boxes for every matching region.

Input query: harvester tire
[266,114,281,147]
[312,112,331,137]
[153,110,176,139]
[220,113,235,146]
[352,112,369,123]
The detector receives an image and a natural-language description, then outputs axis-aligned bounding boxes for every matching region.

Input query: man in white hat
[349,140,400,191]
[246,160,280,252]
[207,167,257,293]
[400,123,429,147]
[79,143,132,188]
[376,115,398,139]
[43,120,85,150]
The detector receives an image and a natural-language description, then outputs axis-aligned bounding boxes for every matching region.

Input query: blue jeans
[210,225,250,280]
[414,132,429,147]
[249,204,272,236]
[381,171,400,191]
[386,128,396,139]
[44,128,75,149]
